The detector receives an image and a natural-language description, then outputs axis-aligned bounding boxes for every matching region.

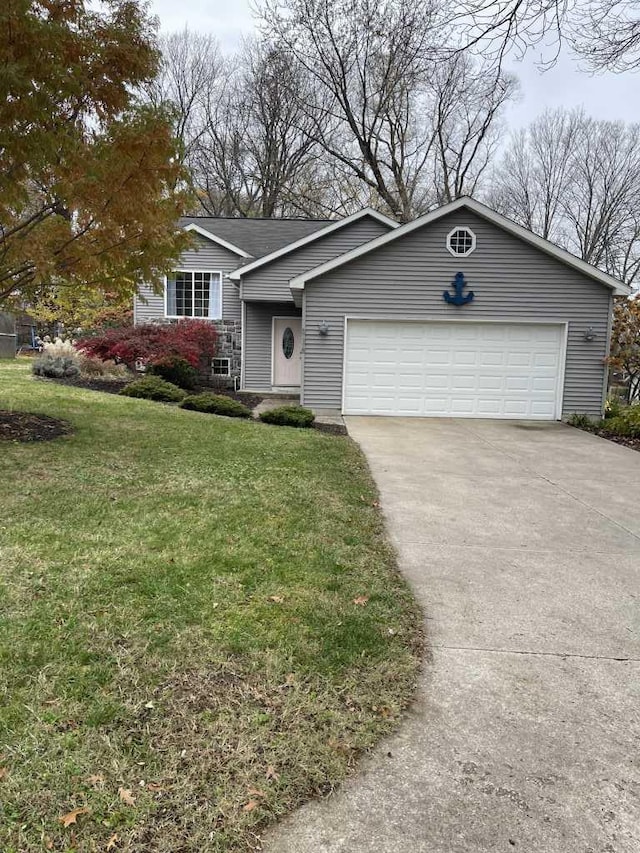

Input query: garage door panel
[534,352,559,368]
[454,350,478,366]
[344,321,564,419]
[532,377,557,392]
[451,375,477,390]
[480,351,506,366]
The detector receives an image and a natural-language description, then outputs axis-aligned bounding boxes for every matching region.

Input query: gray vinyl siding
[134,233,242,324]
[241,216,391,303]
[243,302,301,390]
[302,210,612,418]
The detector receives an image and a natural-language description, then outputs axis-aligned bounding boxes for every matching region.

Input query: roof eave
[228,207,398,281]
[289,197,631,296]
[183,223,252,259]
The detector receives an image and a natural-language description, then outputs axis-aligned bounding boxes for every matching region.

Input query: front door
[273,317,302,387]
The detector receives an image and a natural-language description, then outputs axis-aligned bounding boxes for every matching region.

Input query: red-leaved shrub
[77,321,218,373]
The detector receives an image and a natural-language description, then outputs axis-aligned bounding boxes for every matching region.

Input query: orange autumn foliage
[0,0,193,310]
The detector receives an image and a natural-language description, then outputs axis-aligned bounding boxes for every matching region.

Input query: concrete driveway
[264,418,640,853]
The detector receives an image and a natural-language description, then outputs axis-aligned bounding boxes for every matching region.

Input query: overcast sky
[146,0,640,130]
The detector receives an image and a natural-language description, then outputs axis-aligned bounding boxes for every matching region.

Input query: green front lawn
[0,361,421,852]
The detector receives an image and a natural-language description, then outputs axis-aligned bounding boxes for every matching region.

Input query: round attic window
[447,227,476,257]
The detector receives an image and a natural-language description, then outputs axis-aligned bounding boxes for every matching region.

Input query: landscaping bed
[583,426,640,452]
[0,410,73,442]
[568,404,640,452]
[0,362,421,853]
[48,374,265,411]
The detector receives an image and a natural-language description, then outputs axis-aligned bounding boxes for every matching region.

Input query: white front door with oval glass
[273,317,302,387]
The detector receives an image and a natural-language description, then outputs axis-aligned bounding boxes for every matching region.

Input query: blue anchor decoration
[443,272,474,306]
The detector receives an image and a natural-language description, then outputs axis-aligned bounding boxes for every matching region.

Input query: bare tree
[488,108,581,238]
[457,0,640,72]
[259,0,515,221]
[195,43,326,217]
[141,29,222,168]
[490,108,640,287]
[431,53,517,204]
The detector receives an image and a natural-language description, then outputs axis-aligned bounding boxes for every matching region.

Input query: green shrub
[566,412,598,431]
[259,404,315,428]
[148,356,199,390]
[32,353,80,379]
[119,375,186,402]
[604,396,624,419]
[179,392,251,418]
[603,405,640,438]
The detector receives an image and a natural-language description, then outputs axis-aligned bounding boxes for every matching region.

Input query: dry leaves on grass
[118,787,136,806]
[0,767,7,781]
[247,786,266,799]
[58,807,90,827]
[242,800,259,812]
[268,595,284,603]
[353,595,369,606]
[359,495,380,508]
[86,773,105,789]
[106,833,119,850]
[265,765,279,781]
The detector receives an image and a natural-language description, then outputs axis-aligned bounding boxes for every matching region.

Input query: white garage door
[344,320,565,419]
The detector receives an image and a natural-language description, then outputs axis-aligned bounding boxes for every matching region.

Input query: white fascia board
[228,208,398,281]
[184,223,251,259]
[289,196,631,297]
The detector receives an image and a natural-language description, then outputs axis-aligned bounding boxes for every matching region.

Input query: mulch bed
[0,411,73,443]
[39,376,348,434]
[592,428,640,452]
[314,421,348,436]
[51,376,132,396]
[44,375,266,410]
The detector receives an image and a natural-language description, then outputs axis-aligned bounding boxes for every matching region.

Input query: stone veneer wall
[144,317,242,382]
[213,319,242,380]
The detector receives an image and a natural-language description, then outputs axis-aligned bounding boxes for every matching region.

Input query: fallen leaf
[285,673,296,686]
[247,786,266,798]
[106,833,119,850]
[353,595,369,606]
[118,787,136,806]
[265,765,280,781]
[146,782,165,791]
[268,595,284,603]
[86,773,105,788]
[59,807,90,827]
[0,767,7,780]
[45,838,54,850]
[243,799,259,812]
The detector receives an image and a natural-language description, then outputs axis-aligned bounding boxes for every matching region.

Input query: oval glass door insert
[282,327,295,359]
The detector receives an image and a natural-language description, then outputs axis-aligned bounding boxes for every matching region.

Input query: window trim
[164,269,223,320]
[446,226,476,257]
[212,357,231,377]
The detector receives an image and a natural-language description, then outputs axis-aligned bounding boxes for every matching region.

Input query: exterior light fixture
[584,326,597,341]
[318,320,330,336]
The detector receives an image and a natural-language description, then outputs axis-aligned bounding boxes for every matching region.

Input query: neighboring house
[134,197,631,420]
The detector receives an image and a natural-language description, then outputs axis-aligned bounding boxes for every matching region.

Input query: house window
[212,357,231,377]
[446,227,476,257]
[166,271,222,319]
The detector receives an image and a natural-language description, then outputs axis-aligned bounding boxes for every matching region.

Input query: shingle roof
[179,216,333,260]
